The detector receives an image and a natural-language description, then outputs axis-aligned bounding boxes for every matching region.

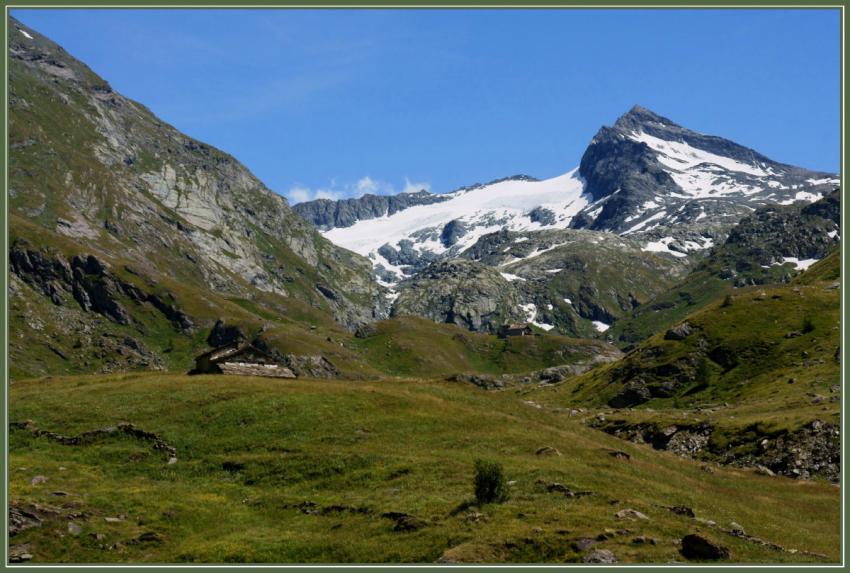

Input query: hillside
[608,189,840,346]
[526,250,841,480]
[9,374,839,563]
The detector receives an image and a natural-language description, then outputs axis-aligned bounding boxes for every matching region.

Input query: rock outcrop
[591,418,840,482]
[392,260,526,333]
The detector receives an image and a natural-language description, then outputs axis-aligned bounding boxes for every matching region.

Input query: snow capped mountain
[323,169,590,285]
[575,106,838,235]
[297,105,838,288]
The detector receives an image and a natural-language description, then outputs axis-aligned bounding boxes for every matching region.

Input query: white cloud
[402,177,431,194]
[287,185,313,204]
[286,175,430,204]
[314,189,344,201]
[356,176,379,194]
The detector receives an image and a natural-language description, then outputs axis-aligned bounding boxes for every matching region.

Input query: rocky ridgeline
[293,175,539,231]
[699,189,840,286]
[293,190,450,230]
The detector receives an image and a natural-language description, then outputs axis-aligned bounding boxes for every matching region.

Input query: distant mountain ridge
[300,105,836,289]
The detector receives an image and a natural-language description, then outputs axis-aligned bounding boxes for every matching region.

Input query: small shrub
[721,294,733,308]
[473,459,508,504]
[802,316,815,334]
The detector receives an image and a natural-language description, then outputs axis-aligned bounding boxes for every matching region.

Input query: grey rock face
[440,219,469,248]
[292,191,449,230]
[10,240,195,334]
[528,206,556,226]
[392,260,526,333]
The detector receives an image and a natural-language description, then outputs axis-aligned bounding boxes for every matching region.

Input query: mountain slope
[527,250,840,480]
[7,16,389,376]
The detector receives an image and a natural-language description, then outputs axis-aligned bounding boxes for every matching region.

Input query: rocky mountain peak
[613,105,680,132]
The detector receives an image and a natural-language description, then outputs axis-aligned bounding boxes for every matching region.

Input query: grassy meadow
[8,372,840,564]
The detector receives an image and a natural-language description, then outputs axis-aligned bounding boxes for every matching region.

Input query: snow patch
[630,131,769,177]
[622,210,667,235]
[519,303,537,322]
[781,257,820,271]
[592,321,610,333]
[642,237,688,258]
[19,29,33,40]
[807,177,840,186]
[500,272,526,282]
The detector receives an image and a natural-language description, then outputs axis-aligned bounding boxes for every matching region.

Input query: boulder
[582,549,617,563]
[615,509,649,520]
[665,321,694,340]
[283,354,340,379]
[535,446,561,457]
[680,534,730,560]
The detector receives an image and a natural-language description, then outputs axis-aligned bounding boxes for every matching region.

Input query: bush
[802,316,815,334]
[473,459,508,504]
[721,294,733,308]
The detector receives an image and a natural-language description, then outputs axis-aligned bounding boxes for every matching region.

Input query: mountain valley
[6,14,842,565]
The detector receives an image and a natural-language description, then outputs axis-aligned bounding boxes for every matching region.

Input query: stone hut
[191,340,295,378]
[498,323,534,338]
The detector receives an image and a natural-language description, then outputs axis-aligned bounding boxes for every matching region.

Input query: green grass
[606,271,731,348]
[9,373,839,564]
[348,316,614,378]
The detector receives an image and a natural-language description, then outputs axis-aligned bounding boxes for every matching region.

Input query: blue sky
[12,9,841,204]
